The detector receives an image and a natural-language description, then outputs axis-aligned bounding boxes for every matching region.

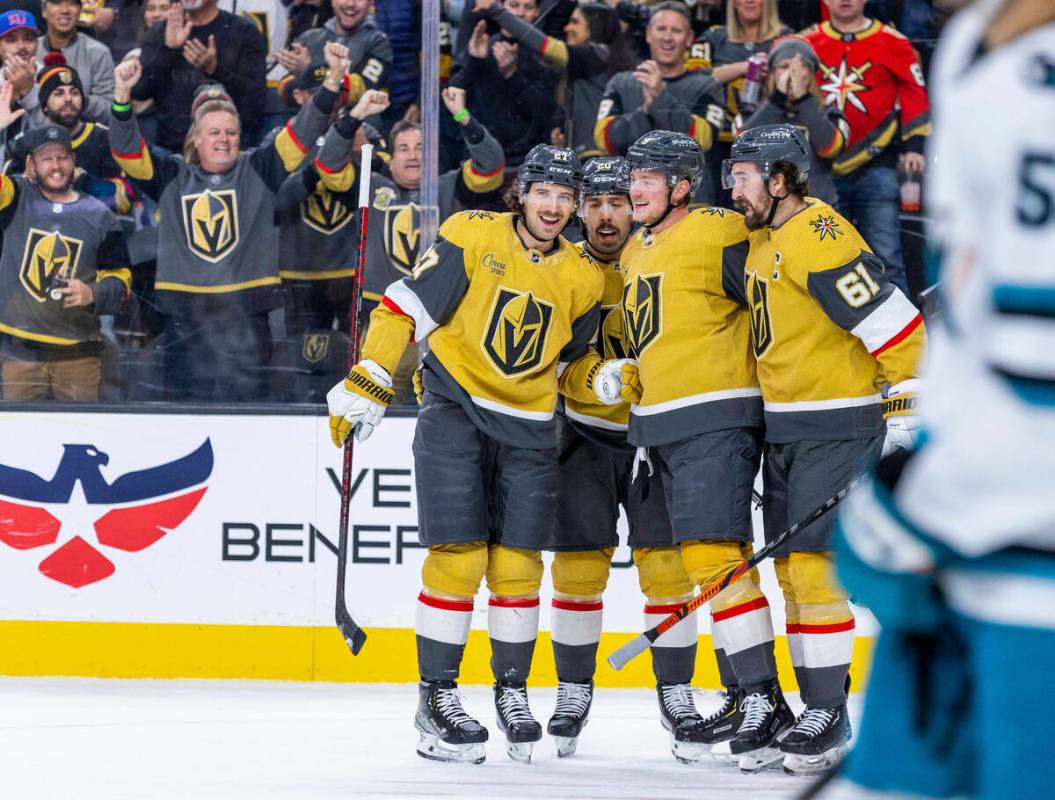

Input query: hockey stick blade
[607,633,652,671]
[607,478,861,670]
[337,606,367,655]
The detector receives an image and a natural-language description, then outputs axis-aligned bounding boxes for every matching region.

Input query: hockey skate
[656,682,711,764]
[781,704,851,776]
[727,681,795,774]
[414,681,489,765]
[547,680,593,758]
[494,681,543,763]
[694,685,746,766]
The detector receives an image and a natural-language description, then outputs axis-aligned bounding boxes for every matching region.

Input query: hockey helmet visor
[722,124,810,190]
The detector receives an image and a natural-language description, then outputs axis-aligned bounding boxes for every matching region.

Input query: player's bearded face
[581,194,632,257]
[522,183,576,242]
[729,165,772,230]
[31,145,75,193]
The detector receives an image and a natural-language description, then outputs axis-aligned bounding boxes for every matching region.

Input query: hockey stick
[606,477,861,670]
[334,143,375,657]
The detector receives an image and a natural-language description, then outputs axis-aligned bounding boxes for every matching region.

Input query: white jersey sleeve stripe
[384,280,439,343]
[850,290,922,355]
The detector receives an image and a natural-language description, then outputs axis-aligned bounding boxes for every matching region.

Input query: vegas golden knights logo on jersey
[181,189,239,263]
[384,203,421,275]
[302,187,353,234]
[482,288,555,376]
[19,229,83,302]
[622,274,662,356]
[303,332,330,363]
[599,306,628,360]
[745,271,774,357]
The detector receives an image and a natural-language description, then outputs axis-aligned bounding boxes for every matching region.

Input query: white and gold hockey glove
[327,358,394,447]
[882,378,922,456]
[593,358,642,405]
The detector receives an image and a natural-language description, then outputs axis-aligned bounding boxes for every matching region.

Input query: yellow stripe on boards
[0,621,874,689]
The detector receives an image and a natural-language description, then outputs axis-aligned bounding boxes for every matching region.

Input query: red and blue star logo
[0,440,213,588]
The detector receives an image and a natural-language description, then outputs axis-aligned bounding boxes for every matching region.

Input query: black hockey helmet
[722,124,810,191]
[517,144,583,196]
[626,130,705,196]
[580,156,630,200]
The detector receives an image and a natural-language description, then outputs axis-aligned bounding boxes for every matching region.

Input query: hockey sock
[710,623,738,689]
[488,595,540,684]
[645,600,698,685]
[785,623,811,705]
[799,606,855,708]
[711,596,778,689]
[415,591,473,683]
[550,596,603,683]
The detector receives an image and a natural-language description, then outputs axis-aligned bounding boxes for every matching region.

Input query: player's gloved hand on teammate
[882,379,922,457]
[412,366,424,406]
[594,358,641,405]
[327,359,394,447]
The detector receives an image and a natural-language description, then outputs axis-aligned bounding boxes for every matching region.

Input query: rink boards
[0,410,875,688]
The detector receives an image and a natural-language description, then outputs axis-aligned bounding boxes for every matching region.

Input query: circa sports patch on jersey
[180,189,239,263]
[19,229,83,303]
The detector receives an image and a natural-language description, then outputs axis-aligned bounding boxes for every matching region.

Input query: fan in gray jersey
[109,45,354,402]
[0,120,130,402]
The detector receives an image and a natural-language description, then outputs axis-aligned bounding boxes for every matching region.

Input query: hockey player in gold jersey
[723,124,926,773]
[618,130,788,769]
[544,156,710,763]
[327,145,631,766]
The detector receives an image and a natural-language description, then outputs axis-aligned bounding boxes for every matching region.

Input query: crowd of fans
[0,0,952,405]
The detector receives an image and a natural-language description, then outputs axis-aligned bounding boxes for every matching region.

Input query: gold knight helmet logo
[303,332,330,364]
[745,271,774,357]
[383,203,421,276]
[181,189,239,262]
[302,186,353,234]
[19,229,83,302]
[599,306,628,360]
[622,273,662,356]
[482,288,555,376]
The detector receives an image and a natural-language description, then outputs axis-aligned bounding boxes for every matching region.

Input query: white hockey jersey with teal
[897,2,1055,618]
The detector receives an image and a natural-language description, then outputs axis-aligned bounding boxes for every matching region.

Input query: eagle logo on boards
[482,287,554,376]
[181,189,238,262]
[810,214,844,242]
[19,229,83,302]
[0,441,213,588]
[622,273,662,356]
[745,271,774,357]
[302,186,353,234]
[383,203,421,276]
[303,333,330,364]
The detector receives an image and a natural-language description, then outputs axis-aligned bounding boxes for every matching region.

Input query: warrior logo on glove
[622,274,662,356]
[181,189,238,263]
[482,288,554,376]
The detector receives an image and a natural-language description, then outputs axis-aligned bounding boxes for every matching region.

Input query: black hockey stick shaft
[607,477,861,670]
[335,144,375,657]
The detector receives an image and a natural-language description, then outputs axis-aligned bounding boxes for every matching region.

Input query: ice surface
[0,678,863,800]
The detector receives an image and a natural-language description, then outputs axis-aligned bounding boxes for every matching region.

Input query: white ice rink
[0,678,864,800]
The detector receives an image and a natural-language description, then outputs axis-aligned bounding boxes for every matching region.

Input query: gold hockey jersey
[561,242,632,448]
[620,207,761,447]
[362,211,604,449]
[744,199,926,442]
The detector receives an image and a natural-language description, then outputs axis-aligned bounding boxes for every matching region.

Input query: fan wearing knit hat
[737,34,849,205]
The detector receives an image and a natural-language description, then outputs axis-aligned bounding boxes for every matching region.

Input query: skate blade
[553,735,578,758]
[782,744,848,776]
[505,741,535,764]
[707,739,740,767]
[416,733,486,765]
[738,745,785,774]
[668,734,709,765]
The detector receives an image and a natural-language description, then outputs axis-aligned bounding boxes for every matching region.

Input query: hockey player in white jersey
[832,2,1055,797]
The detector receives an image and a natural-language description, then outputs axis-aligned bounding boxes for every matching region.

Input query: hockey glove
[593,358,641,405]
[412,366,424,406]
[327,358,394,447]
[882,378,922,457]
